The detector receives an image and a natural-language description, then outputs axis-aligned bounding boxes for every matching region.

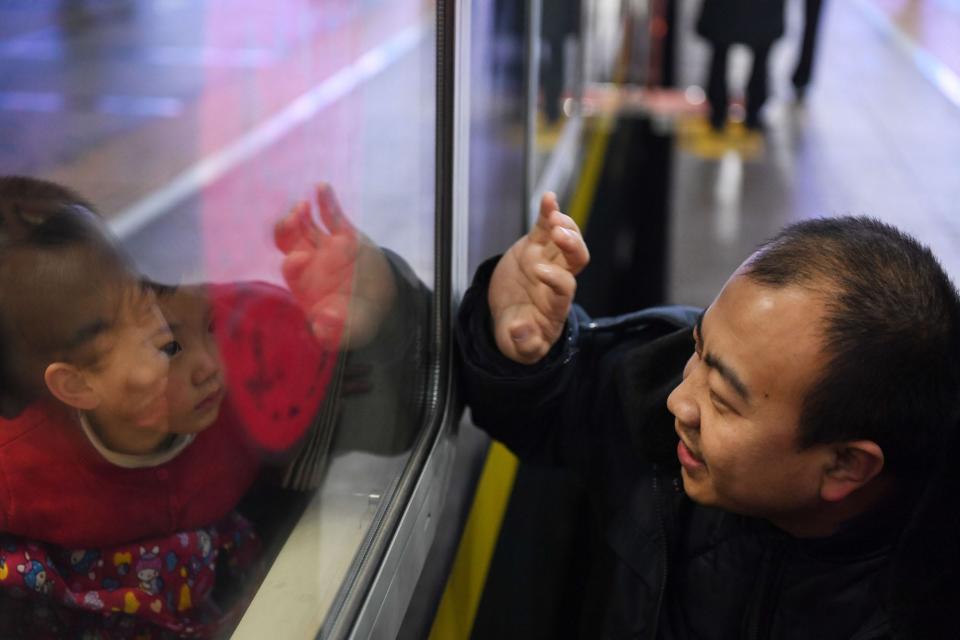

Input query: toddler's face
[155,286,225,434]
[83,288,175,432]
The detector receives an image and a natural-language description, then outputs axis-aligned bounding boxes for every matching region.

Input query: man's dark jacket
[457,259,904,640]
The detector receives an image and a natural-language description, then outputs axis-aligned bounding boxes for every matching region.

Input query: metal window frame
[319,0,470,636]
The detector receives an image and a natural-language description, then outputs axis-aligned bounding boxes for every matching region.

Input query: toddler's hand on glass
[274,183,396,350]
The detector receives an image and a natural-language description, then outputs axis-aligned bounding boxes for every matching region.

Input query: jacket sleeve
[457,256,701,473]
[456,256,609,468]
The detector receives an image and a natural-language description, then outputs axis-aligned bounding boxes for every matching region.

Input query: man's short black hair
[743,216,960,479]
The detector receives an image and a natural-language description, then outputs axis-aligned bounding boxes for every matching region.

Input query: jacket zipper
[648,465,669,639]
[745,540,786,639]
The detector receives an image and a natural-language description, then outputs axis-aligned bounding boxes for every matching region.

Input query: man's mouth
[675,429,706,470]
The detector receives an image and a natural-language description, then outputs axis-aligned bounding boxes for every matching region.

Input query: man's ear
[820,441,885,503]
[44,362,100,411]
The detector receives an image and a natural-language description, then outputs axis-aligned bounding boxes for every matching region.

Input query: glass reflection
[0,0,436,635]
[0,175,429,638]
[533,0,581,183]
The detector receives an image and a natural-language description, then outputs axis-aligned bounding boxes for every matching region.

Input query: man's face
[155,286,225,435]
[666,271,836,526]
[84,288,174,432]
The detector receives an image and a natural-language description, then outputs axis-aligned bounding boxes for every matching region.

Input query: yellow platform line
[568,114,615,230]
[428,441,518,639]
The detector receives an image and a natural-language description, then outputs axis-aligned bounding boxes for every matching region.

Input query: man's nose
[666,377,699,430]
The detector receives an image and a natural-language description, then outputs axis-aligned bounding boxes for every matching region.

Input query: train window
[0,0,438,637]
[532,1,581,186]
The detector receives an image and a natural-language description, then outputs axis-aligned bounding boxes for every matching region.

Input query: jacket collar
[615,326,692,467]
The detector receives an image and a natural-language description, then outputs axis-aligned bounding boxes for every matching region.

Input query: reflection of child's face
[83,288,175,432]
[156,286,225,434]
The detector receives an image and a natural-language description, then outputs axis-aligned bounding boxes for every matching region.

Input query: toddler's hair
[0,176,139,413]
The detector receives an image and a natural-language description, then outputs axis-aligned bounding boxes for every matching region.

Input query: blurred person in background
[792,0,827,101]
[696,0,787,130]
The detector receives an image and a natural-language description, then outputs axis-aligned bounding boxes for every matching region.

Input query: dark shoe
[793,83,808,103]
[744,113,765,132]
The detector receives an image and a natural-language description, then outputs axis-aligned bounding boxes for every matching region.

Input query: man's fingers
[530,191,560,245]
[513,340,548,364]
[549,223,590,274]
[533,263,576,299]
[534,201,586,270]
[547,209,579,233]
[505,321,549,364]
[538,191,558,222]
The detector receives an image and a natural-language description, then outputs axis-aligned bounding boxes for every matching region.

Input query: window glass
[467,0,526,269]
[0,0,436,637]
[532,0,582,184]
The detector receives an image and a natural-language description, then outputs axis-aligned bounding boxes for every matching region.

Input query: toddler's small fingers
[308,303,348,346]
[274,201,310,252]
[280,250,312,284]
[316,183,355,235]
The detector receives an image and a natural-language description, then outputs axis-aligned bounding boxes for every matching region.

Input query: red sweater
[0,400,262,549]
[0,282,331,549]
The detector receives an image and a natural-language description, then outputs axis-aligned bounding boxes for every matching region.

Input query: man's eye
[160,340,182,357]
[710,391,730,413]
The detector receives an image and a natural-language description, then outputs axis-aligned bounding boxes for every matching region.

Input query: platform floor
[668,0,960,306]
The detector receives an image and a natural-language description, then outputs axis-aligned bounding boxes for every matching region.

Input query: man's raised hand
[488,192,589,364]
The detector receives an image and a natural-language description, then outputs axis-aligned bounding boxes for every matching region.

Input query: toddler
[0,176,333,635]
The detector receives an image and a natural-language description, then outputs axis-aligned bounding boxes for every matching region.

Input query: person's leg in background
[706,43,730,130]
[745,43,771,130]
[792,0,825,100]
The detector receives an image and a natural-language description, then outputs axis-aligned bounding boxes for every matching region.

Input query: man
[457,194,960,638]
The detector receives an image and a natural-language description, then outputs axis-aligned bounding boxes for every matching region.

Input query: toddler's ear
[44,363,100,411]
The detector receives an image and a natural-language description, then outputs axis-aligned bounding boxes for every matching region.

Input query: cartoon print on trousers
[114,550,132,576]
[83,590,105,610]
[17,552,51,594]
[187,555,203,582]
[69,549,101,578]
[0,554,8,580]
[136,546,164,596]
[197,530,213,561]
